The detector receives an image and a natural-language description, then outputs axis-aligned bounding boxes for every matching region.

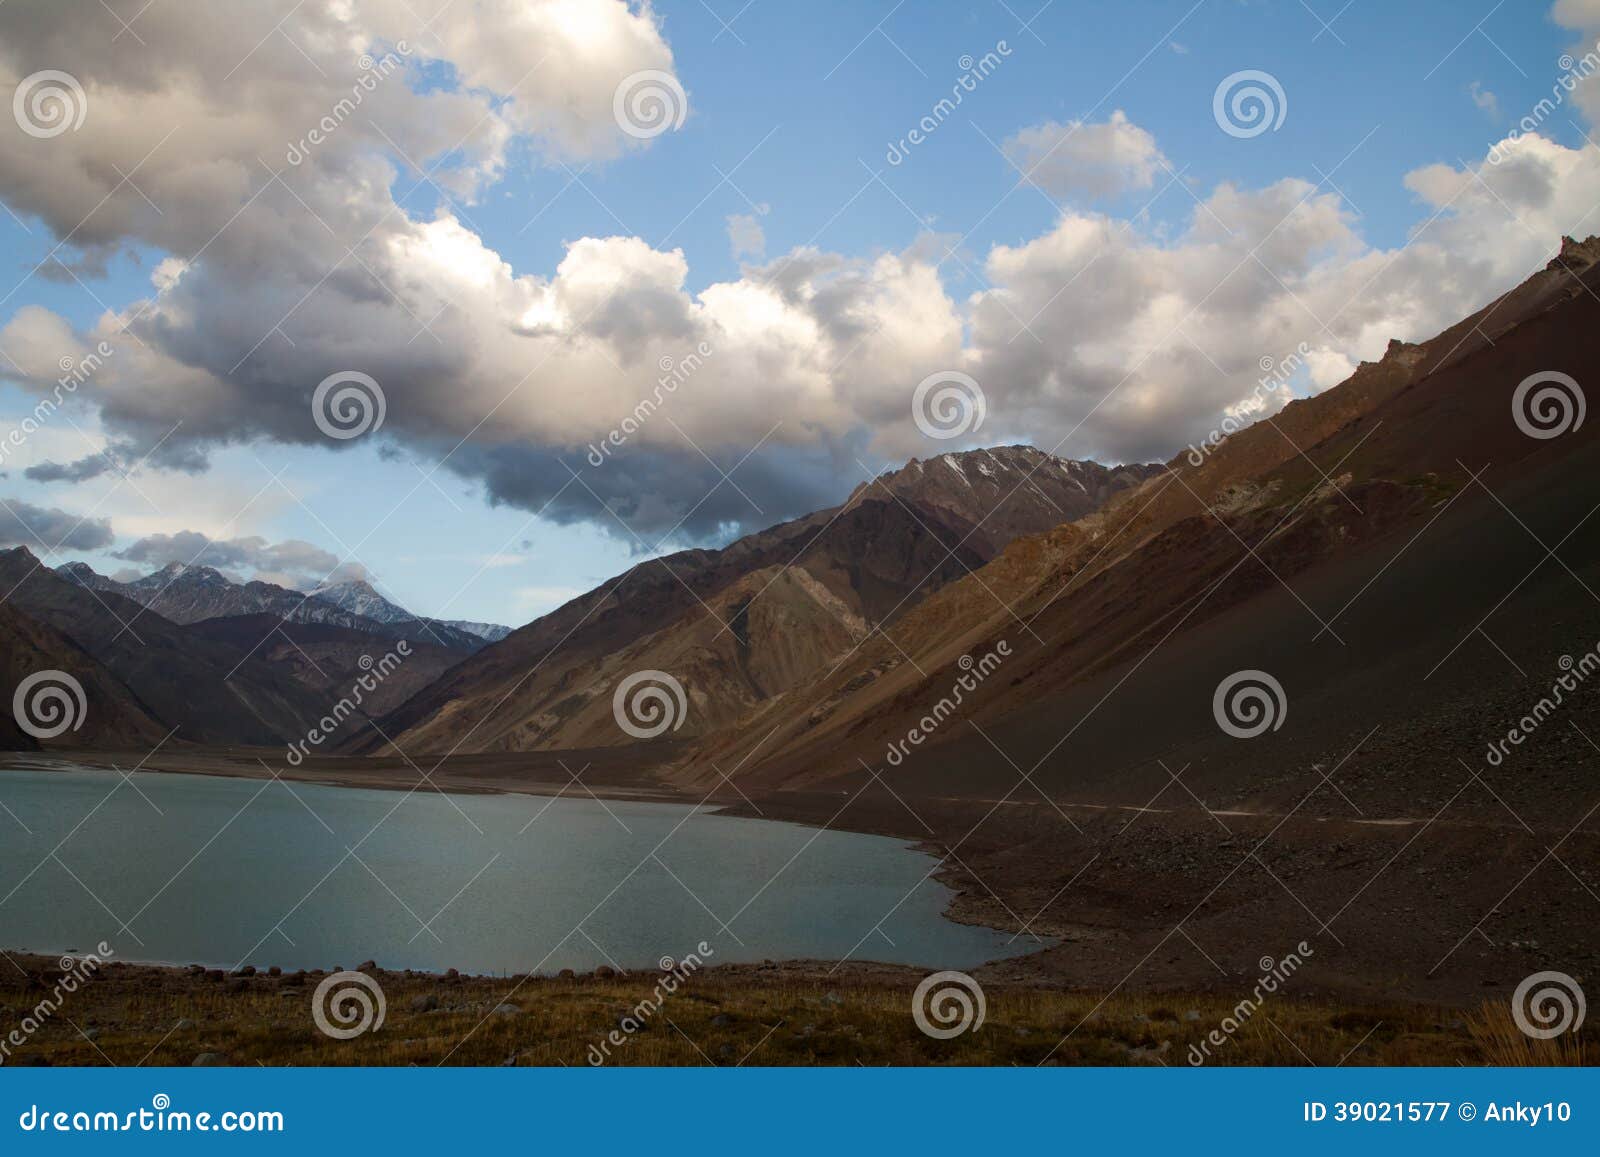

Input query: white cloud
[727,212,767,260]
[1001,111,1169,200]
[1305,348,1358,389]
[113,530,361,588]
[3,4,1600,546]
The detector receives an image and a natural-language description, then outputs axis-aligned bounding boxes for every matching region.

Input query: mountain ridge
[57,561,503,652]
[363,446,1159,754]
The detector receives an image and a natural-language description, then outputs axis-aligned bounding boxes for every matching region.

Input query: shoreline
[0,747,700,807]
[5,748,1584,1008]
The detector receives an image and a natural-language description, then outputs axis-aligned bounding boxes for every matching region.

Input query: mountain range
[3,236,1598,837]
[0,552,498,748]
[58,562,508,648]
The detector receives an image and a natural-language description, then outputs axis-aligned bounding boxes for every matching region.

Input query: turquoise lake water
[0,763,1036,974]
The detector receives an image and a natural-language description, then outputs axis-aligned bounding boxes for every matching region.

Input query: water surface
[0,763,1035,974]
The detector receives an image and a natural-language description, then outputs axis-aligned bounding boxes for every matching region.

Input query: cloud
[3,4,1600,550]
[112,531,361,589]
[1002,111,1169,200]
[0,500,115,552]
[23,454,118,484]
[1553,0,1600,123]
[727,212,767,260]
[1470,81,1501,120]
[964,131,1600,464]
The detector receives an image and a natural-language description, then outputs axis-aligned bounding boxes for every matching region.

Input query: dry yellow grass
[6,958,1586,1067]
[1465,1001,1599,1067]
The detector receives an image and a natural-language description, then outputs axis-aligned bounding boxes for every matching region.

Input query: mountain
[64,561,334,627]
[3,548,474,750]
[437,619,513,644]
[179,615,469,720]
[0,600,168,750]
[682,235,1600,813]
[56,562,501,652]
[366,447,1159,754]
[845,446,1160,556]
[3,548,334,746]
[308,578,415,625]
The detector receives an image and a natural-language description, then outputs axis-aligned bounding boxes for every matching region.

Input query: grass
[4,960,1586,1067]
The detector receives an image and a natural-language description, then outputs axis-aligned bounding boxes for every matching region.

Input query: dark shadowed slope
[0,601,167,750]
[181,614,467,721]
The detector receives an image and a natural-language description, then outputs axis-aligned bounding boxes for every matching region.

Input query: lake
[0,763,1036,975]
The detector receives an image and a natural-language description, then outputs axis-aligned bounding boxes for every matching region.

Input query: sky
[0,0,1597,626]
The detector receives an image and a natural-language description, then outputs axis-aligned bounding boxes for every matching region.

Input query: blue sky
[0,0,1590,626]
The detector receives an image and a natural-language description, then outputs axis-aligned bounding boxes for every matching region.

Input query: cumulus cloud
[1002,111,1169,200]
[0,499,115,552]
[966,131,1600,463]
[2,2,1600,548]
[112,530,359,589]
[727,212,767,260]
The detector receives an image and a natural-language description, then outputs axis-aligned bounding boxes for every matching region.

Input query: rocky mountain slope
[0,601,168,751]
[366,447,1158,754]
[179,614,466,720]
